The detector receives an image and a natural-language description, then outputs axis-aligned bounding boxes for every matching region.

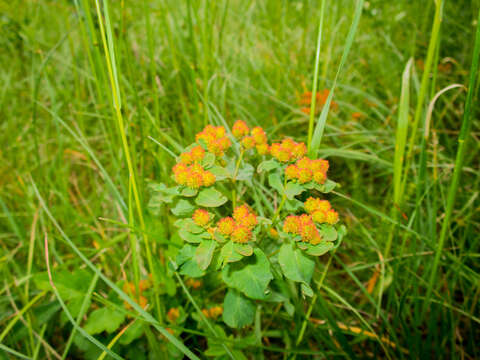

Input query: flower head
[325,210,339,225]
[241,136,256,150]
[256,143,270,155]
[217,217,235,236]
[232,120,249,138]
[231,225,252,243]
[196,125,231,156]
[270,139,307,163]
[283,215,300,234]
[285,164,299,180]
[202,171,216,187]
[251,126,267,145]
[190,145,205,162]
[167,308,180,323]
[193,209,210,227]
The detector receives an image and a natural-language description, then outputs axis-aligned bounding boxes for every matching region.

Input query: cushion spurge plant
[150,120,346,334]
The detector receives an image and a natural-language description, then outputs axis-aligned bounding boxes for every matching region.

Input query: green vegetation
[1,0,479,358]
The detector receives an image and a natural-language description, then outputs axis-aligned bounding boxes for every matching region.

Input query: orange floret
[233,204,250,222]
[217,217,235,236]
[186,170,204,189]
[232,120,250,138]
[292,143,307,159]
[202,171,216,187]
[167,308,180,323]
[231,225,252,243]
[283,215,300,234]
[180,151,193,165]
[298,168,313,184]
[241,136,256,149]
[196,125,231,156]
[191,145,205,162]
[304,197,331,214]
[304,197,320,214]
[209,306,223,319]
[285,164,299,180]
[193,209,210,227]
[256,143,270,155]
[313,170,326,184]
[251,126,267,144]
[312,210,327,223]
[325,210,339,225]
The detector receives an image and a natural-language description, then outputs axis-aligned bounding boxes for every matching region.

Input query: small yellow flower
[193,209,210,227]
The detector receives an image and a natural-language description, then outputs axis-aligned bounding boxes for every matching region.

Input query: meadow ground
[1,0,480,359]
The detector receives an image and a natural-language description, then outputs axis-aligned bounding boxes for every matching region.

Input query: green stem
[295,252,334,347]
[231,149,244,209]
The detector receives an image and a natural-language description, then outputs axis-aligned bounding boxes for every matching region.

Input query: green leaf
[305,242,334,256]
[222,289,255,328]
[148,183,179,204]
[174,218,204,234]
[257,159,280,173]
[284,198,303,211]
[178,228,206,243]
[235,164,254,181]
[319,224,338,241]
[234,243,253,257]
[202,153,216,168]
[285,182,305,200]
[34,269,93,301]
[278,243,314,284]
[195,188,228,207]
[268,174,284,194]
[84,307,125,335]
[171,199,195,216]
[312,179,337,193]
[222,248,273,299]
[220,241,243,266]
[181,187,198,197]
[301,283,314,297]
[176,244,206,277]
[119,321,145,345]
[195,240,217,271]
[209,165,230,181]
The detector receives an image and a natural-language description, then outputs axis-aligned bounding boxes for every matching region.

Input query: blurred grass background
[1,0,480,358]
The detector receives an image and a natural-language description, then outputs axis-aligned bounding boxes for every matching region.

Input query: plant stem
[231,149,244,209]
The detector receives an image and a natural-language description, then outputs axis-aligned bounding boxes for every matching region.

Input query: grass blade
[309,0,364,156]
[424,7,480,313]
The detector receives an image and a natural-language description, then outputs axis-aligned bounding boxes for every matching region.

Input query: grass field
[1,0,480,359]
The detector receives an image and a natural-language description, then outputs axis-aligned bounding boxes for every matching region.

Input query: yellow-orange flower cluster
[304,197,339,225]
[195,125,231,157]
[270,138,307,162]
[179,145,205,164]
[123,280,151,309]
[283,214,322,245]
[167,307,180,323]
[285,157,329,184]
[299,89,338,114]
[192,209,210,227]
[186,278,202,289]
[232,120,270,155]
[216,204,257,243]
[172,163,215,189]
[201,306,223,319]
